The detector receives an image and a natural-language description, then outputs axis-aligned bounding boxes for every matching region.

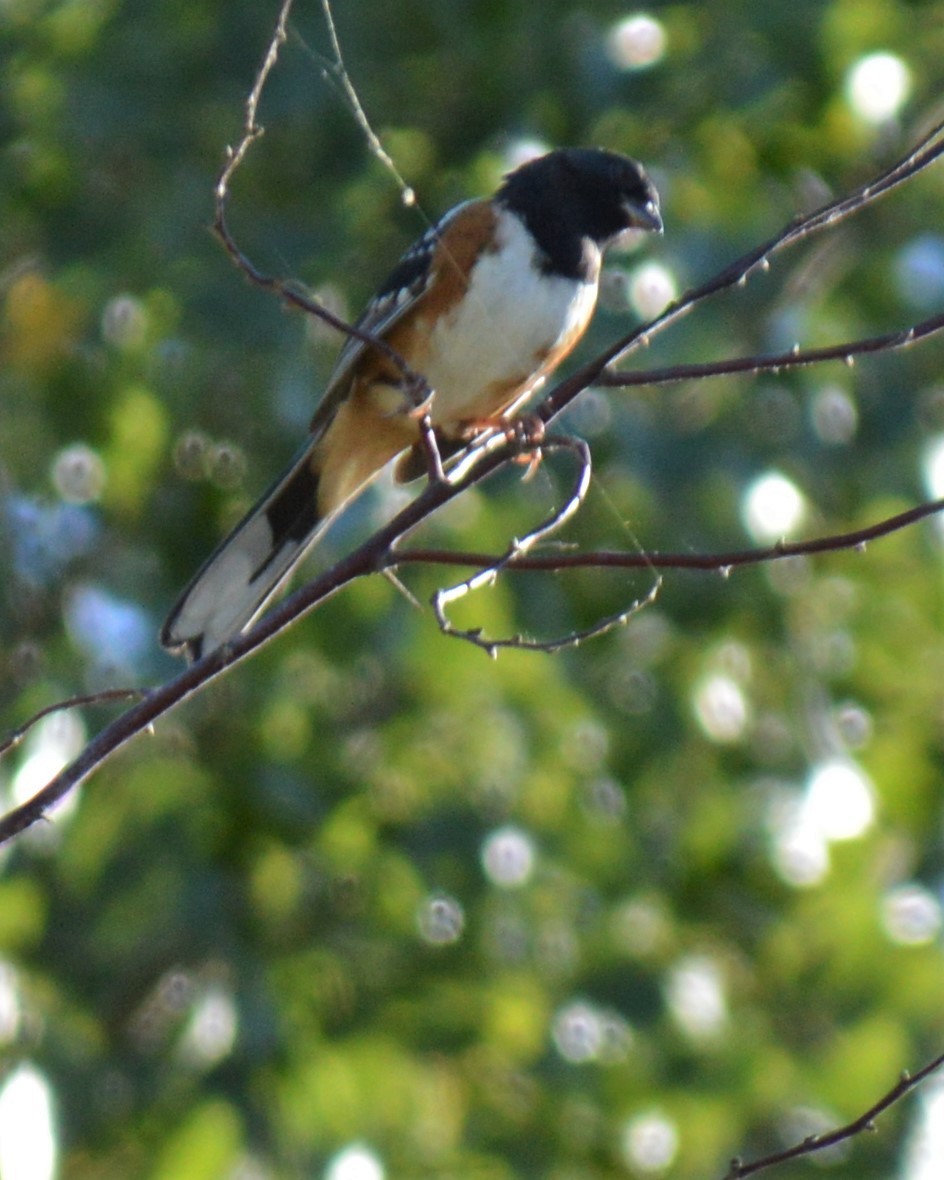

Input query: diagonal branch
[0,431,520,846]
[3,7,944,855]
[5,482,939,846]
[0,689,147,761]
[598,308,944,390]
[721,1049,944,1179]
[533,116,944,428]
[395,494,944,575]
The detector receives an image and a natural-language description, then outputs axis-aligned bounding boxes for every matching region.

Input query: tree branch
[533,117,944,428]
[0,689,147,761]
[598,308,944,390]
[3,10,944,855]
[5,481,939,846]
[211,0,432,408]
[394,494,944,575]
[0,431,519,845]
[721,1049,944,1178]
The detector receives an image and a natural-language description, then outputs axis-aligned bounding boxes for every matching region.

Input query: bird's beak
[631,197,663,234]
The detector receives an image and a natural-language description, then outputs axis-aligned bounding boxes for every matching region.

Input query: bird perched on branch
[161,147,662,660]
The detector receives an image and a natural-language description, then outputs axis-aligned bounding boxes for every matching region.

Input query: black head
[496,147,662,277]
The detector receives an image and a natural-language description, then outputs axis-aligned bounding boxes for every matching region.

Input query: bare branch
[599,308,944,391]
[721,1049,944,1179]
[534,117,944,429]
[432,433,600,654]
[21,441,937,841]
[435,576,662,656]
[0,689,147,762]
[0,432,519,847]
[213,0,292,204]
[3,0,944,860]
[211,0,430,403]
[396,495,944,576]
[317,0,416,206]
[429,429,663,654]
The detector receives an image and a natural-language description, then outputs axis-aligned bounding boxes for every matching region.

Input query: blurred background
[2,1,944,1177]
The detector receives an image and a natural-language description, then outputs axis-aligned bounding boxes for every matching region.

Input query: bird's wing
[309,200,477,435]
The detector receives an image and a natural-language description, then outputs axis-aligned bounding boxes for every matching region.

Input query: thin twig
[318,0,416,206]
[395,494,944,575]
[0,689,148,761]
[432,434,595,654]
[436,577,663,656]
[721,1050,944,1178]
[211,0,429,398]
[599,308,944,390]
[213,0,292,203]
[534,117,944,428]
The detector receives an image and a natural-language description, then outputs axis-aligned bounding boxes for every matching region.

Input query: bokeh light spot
[481,825,535,888]
[621,1111,679,1173]
[11,711,86,833]
[845,52,911,123]
[772,821,831,888]
[881,884,941,946]
[605,13,667,70]
[693,673,749,744]
[178,985,239,1069]
[810,385,858,446]
[0,1064,57,1180]
[501,138,551,171]
[802,759,874,841]
[0,962,22,1045]
[921,434,944,500]
[65,583,151,672]
[101,293,147,350]
[627,262,676,319]
[51,443,106,504]
[765,786,831,888]
[324,1144,385,1180]
[665,955,728,1040]
[551,1000,632,1064]
[416,893,465,945]
[903,1072,944,1180]
[5,496,99,586]
[896,235,944,310]
[742,471,806,542]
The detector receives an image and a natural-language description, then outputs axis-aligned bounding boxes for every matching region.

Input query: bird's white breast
[423,208,599,428]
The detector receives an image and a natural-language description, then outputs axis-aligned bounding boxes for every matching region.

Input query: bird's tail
[161,387,425,661]
[161,385,436,661]
[160,438,336,661]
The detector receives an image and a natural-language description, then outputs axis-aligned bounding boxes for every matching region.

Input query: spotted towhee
[161,147,662,659]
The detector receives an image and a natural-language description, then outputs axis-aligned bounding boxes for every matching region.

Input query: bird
[161,146,663,660]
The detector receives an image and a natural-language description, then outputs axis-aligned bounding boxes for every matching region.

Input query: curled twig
[435,577,662,656]
[432,433,598,654]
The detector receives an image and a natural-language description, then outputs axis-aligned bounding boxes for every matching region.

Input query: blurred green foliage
[2,1,944,1177]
